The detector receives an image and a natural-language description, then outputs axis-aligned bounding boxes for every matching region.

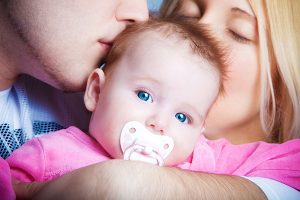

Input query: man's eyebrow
[231,7,255,21]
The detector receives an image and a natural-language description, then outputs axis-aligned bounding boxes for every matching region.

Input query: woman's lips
[99,41,113,53]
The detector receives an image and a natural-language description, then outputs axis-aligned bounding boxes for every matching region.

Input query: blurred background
[147,0,163,11]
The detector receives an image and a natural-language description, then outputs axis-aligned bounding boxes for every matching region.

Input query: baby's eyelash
[135,87,151,95]
[181,112,193,124]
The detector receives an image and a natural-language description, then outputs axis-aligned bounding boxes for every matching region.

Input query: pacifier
[120,121,174,166]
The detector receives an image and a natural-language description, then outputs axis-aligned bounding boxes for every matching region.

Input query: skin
[11,1,268,199]
[85,31,220,166]
[17,160,265,200]
[0,0,149,91]
[176,0,265,144]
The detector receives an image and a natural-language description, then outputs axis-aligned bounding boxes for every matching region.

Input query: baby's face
[89,31,220,166]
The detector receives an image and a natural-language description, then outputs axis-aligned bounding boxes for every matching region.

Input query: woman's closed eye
[227,15,257,44]
[137,90,153,103]
[227,29,252,44]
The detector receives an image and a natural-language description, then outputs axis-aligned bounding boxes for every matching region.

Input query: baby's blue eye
[137,91,153,102]
[175,113,189,123]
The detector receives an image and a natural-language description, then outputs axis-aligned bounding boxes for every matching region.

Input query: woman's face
[176,0,264,143]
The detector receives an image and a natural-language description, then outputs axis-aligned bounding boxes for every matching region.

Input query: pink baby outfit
[0,158,15,200]
[7,127,110,182]
[7,126,300,190]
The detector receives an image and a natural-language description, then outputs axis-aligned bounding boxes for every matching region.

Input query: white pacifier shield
[120,121,174,166]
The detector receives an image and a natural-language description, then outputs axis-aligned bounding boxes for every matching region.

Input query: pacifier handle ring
[123,145,164,166]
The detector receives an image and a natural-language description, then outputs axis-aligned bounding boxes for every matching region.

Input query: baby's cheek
[105,137,124,159]
[167,139,195,166]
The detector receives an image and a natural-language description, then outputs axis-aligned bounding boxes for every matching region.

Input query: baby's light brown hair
[104,16,227,94]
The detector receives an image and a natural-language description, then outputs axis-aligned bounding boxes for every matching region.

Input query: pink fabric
[0,158,15,200]
[7,127,110,182]
[178,135,300,190]
[7,126,300,190]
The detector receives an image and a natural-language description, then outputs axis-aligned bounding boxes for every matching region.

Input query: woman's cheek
[204,45,260,135]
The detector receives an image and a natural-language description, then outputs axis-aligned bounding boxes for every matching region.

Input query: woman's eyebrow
[231,7,256,21]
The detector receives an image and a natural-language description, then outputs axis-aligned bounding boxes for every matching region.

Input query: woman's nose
[116,0,149,23]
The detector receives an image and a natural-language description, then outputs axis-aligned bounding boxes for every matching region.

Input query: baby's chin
[163,158,180,167]
[164,153,192,167]
[107,149,124,160]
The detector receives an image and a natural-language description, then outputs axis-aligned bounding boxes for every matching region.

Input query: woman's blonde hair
[160,0,300,142]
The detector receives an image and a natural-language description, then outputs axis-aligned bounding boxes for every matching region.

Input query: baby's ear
[84,68,105,112]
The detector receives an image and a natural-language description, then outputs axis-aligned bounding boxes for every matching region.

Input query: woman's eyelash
[227,29,251,44]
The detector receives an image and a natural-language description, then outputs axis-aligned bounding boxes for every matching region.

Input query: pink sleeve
[6,138,46,182]
[242,140,300,190]
[188,137,300,190]
[0,158,15,200]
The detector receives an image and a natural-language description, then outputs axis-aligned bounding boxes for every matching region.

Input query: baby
[7,17,226,182]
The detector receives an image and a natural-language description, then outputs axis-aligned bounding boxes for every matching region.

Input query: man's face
[89,32,221,166]
[5,0,148,91]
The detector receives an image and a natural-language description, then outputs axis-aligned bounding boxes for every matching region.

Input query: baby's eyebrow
[131,75,162,86]
[181,103,204,124]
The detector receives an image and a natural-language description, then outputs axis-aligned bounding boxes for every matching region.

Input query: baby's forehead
[124,32,206,66]
[124,30,197,57]
[128,26,193,46]
[134,30,173,43]
[128,30,220,73]
[105,18,227,95]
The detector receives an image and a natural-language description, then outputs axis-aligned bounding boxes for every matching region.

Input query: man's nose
[198,8,223,37]
[116,0,149,23]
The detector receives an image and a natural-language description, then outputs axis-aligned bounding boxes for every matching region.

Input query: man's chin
[42,78,85,93]
[59,83,86,93]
